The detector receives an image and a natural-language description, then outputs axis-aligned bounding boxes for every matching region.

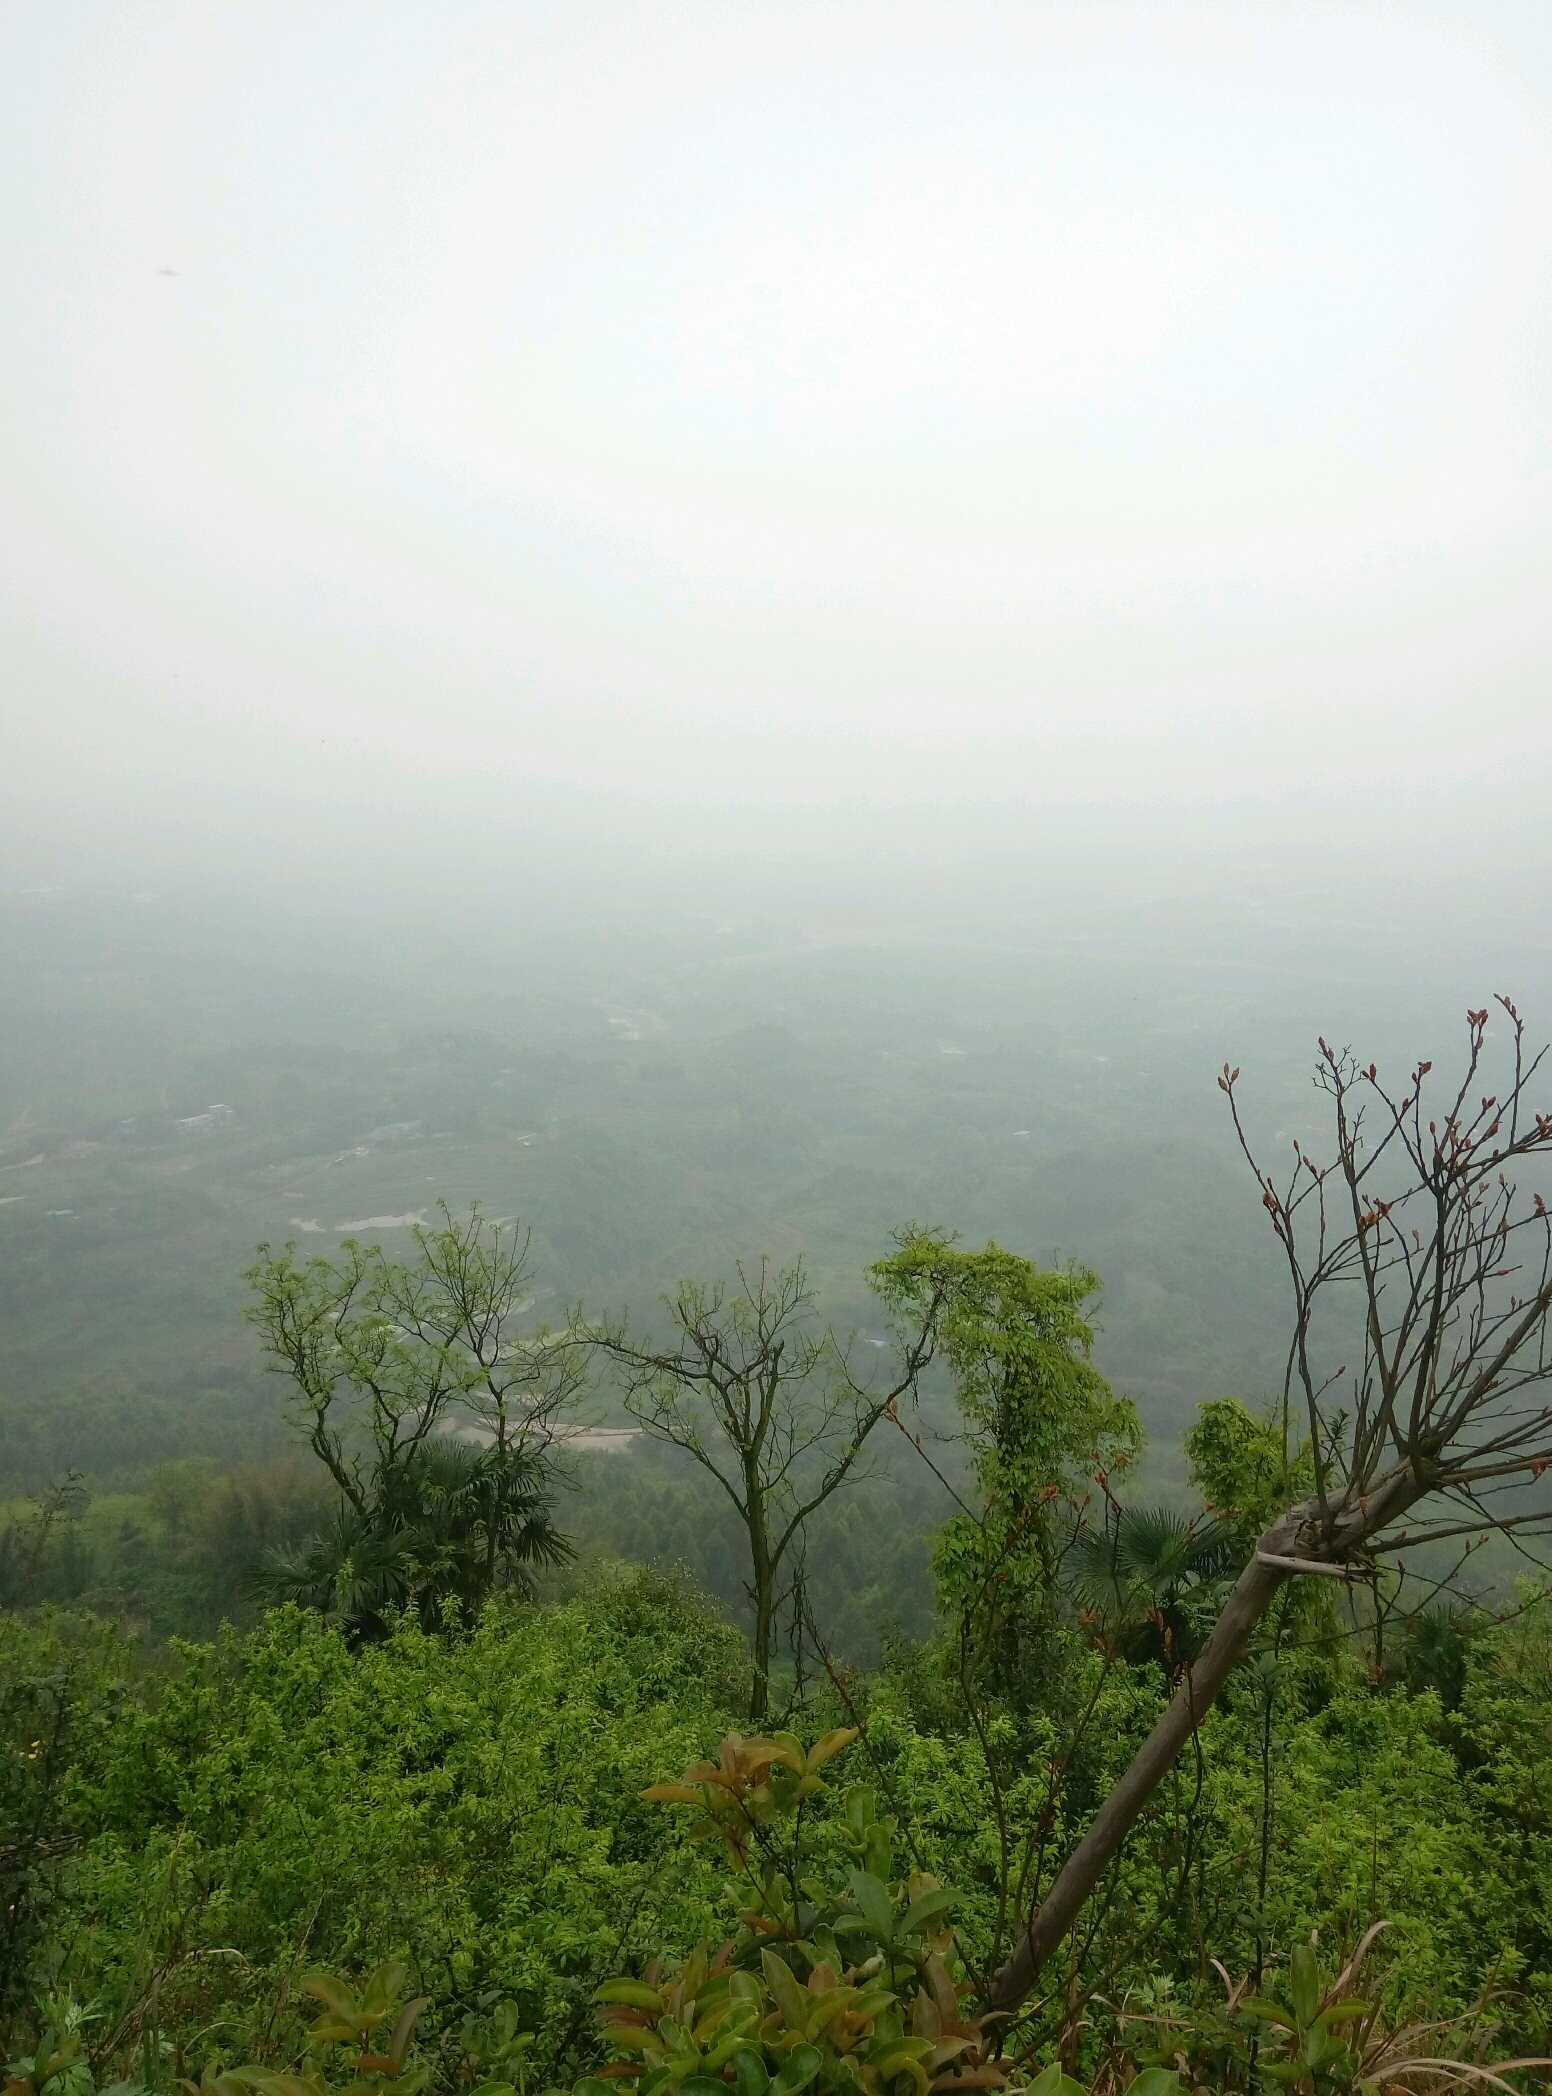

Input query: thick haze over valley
[3,0,1551,1524]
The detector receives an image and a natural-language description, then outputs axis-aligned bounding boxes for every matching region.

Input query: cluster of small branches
[983,998,1552,2023]
[580,1253,950,1715]
[246,1204,583,1513]
[1222,995,1552,1565]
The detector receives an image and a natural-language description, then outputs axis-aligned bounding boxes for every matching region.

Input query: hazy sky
[3,0,1550,861]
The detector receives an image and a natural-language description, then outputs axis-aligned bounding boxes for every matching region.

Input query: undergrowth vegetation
[5,1566,1552,2094]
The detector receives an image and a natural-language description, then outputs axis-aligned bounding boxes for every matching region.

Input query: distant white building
[175,1103,236,1134]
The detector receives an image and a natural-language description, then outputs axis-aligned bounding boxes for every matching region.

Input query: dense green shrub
[7,1575,1552,2087]
[11,1572,745,2076]
[0,1609,138,2019]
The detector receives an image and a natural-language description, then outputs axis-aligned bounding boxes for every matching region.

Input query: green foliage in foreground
[3,1573,744,2074]
[5,1571,1552,2092]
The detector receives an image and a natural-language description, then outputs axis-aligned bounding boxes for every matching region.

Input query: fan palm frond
[263,1433,571,1640]
[1069,1503,1239,1623]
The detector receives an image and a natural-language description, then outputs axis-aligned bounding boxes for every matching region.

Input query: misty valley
[0,877,1412,1497]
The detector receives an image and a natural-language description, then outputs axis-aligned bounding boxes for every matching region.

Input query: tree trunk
[750,1569,774,1721]
[748,1500,775,1722]
[981,1545,1289,2018]
[981,1473,1425,2021]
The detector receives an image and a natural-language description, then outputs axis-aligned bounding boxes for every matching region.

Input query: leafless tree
[583,1254,950,1719]
[982,997,1552,2022]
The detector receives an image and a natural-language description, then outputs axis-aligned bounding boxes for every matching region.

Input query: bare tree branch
[579,1250,948,1718]
[982,998,1552,2022]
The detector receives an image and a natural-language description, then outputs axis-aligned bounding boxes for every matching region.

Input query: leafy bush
[573,1729,1178,2096]
[0,1611,136,2021]
[8,1573,745,2078]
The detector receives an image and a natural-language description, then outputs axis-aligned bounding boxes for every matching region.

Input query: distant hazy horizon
[4,0,1550,907]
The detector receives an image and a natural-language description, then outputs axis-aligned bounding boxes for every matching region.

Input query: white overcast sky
[3,0,1550,848]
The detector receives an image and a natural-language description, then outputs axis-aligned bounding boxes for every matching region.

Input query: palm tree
[264,1438,570,1642]
[263,1500,413,1642]
[1067,1504,1240,1675]
[1397,1602,1472,1708]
